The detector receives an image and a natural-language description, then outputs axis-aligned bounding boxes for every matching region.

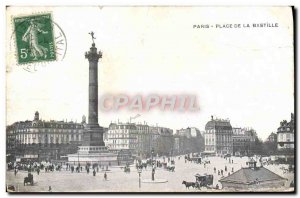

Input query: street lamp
[151,148,155,181]
[138,167,142,188]
[77,146,80,170]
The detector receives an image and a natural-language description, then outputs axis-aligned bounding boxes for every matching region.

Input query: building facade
[177,128,192,138]
[151,126,174,156]
[204,116,233,155]
[277,113,294,152]
[174,127,204,155]
[6,111,85,161]
[106,122,138,153]
[232,127,257,156]
[106,122,174,157]
[136,124,151,156]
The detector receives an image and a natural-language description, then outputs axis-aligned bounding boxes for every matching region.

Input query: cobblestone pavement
[6,156,294,192]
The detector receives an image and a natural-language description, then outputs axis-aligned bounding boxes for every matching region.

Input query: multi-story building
[190,127,201,137]
[277,113,294,152]
[106,122,138,153]
[149,126,160,153]
[106,122,174,157]
[136,123,151,156]
[6,111,85,161]
[174,127,204,155]
[154,126,174,156]
[232,128,250,156]
[176,128,192,138]
[232,127,258,156]
[204,116,233,155]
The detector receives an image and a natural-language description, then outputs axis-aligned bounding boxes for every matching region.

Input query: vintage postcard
[5,6,295,193]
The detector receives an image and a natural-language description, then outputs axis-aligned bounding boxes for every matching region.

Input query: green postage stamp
[13,13,56,64]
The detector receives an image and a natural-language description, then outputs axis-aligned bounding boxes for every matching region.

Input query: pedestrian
[218,170,220,175]
[232,167,234,172]
[93,169,96,176]
[225,166,227,172]
[87,168,90,174]
[221,169,223,176]
[228,172,230,176]
[214,167,216,173]
[104,172,107,181]
[14,168,17,176]
[37,168,40,175]
[232,159,233,164]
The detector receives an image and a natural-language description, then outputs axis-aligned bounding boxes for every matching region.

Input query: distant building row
[7,111,293,161]
[6,112,205,161]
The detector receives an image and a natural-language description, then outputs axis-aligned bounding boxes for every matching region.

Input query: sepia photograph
[5,6,295,193]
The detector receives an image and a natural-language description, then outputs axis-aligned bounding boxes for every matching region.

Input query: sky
[6,6,294,140]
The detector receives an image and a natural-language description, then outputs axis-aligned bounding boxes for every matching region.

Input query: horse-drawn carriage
[194,174,213,189]
[24,173,34,186]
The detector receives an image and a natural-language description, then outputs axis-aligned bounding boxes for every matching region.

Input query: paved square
[6,156,294,192]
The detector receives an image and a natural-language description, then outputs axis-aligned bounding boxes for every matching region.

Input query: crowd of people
[7,160,111,183]
[6,153,294,191]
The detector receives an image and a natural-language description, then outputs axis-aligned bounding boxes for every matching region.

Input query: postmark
[13,13,56,64]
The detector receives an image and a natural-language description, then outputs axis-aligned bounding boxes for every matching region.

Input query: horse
[182,181,196,189]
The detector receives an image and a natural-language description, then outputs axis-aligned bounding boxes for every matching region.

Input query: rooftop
[219,166,286,185]
[205,116,232,130]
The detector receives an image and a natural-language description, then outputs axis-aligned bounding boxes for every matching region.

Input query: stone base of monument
[67,146,118,165]
[141,179,168,183]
